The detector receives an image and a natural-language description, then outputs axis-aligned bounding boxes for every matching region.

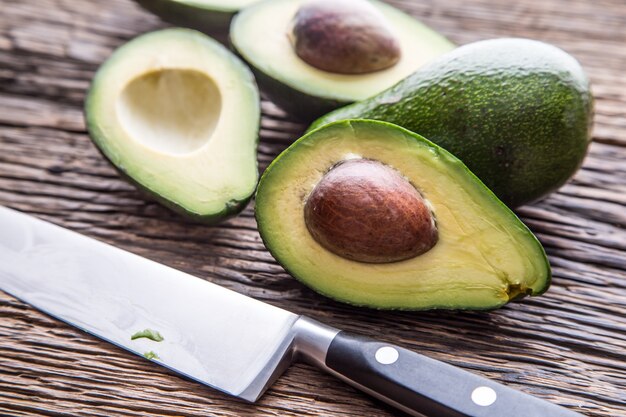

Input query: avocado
[310,38,593,207]
[230,0,454,120]
[135,0,259,35]
[85,29,260,223]
[255,120,551,310]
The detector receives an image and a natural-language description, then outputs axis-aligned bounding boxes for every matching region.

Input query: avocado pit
[304,159,438,263]
[290,0,401,74]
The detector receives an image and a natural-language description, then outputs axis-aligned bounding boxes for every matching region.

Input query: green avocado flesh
[230,0,454,119]
[135,0,259,34]
[310,38,593,207]
[85,29,260,223]
[131,329,164,342]
[144,351,160,360]
[256,120,551,310]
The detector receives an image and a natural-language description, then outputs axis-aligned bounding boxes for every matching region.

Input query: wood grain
[1,0,625,416]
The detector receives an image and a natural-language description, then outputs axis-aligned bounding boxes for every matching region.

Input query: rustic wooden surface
[0,0,625,415]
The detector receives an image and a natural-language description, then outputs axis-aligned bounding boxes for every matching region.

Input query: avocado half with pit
[256,120,551,310]
[135,0,259,35]
[231,0,454,120]
[85,29,260,223]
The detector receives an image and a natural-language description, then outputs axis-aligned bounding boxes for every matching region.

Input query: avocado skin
[135,0,235,37]
[310,39,594,207]
[255,119,551,310]
[246,63,346,121]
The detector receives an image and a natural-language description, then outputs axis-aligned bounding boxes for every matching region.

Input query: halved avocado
[255,120,551,310]
[135,0,259,35]
[231,0,454,120]
[85,29,260,223]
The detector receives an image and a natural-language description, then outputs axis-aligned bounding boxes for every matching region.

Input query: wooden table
[1,0,625,415]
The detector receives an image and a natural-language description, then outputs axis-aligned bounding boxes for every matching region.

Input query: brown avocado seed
[304,159,438,263]
[290,0,402,74]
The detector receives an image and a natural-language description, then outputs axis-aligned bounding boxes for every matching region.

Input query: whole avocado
[309,38,594,207]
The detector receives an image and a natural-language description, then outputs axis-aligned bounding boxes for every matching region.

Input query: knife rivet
[471,386,497,406]
[375,346,399,365]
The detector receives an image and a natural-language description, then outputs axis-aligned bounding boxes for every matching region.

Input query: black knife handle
[325,332,585,417]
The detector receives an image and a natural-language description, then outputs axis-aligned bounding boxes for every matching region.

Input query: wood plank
[0,0,625,416]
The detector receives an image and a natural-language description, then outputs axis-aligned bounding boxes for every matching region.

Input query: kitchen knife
[0,206,584,417]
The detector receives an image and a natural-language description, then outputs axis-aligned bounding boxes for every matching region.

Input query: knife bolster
[292,316,340,369]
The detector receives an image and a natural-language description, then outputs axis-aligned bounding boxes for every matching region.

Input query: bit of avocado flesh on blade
[256,120,551,310]
[131,329,164,342]
[85,29,260,223]
[230,0,455,118]
[143,351,160,360]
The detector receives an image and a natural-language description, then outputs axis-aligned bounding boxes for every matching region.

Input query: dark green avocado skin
[234,50,346,121]
[135,0,235,37]
[310,38,594,207]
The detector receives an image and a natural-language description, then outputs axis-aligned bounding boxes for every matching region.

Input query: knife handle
[324,331,585,417]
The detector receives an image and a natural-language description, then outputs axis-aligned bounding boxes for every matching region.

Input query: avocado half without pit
[231,0,454,119]
[256,120,551,310]
[85,29,260,222]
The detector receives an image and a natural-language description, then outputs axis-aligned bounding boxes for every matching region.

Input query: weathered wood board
[0,0,625,416]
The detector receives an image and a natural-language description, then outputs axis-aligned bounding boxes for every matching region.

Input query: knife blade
[0,206,585,417]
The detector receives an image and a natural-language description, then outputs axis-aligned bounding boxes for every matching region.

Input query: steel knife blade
[0,207,585,416]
